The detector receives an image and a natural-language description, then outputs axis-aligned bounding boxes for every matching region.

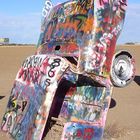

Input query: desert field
[0,45,140,140]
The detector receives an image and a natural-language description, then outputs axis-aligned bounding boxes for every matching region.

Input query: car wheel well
[115,51,132,59]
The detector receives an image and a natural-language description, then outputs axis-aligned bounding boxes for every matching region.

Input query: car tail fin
[37,0,53,48]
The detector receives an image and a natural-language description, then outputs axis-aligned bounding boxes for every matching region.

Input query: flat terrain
[0,45,140,140]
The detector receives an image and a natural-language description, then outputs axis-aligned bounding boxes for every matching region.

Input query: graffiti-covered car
[36,0,135,87]
[1,0,135,140]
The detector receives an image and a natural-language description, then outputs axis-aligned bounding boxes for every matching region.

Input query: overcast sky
[0,0,140,44]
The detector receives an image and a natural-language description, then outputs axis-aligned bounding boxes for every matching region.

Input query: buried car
[1,0,135,140]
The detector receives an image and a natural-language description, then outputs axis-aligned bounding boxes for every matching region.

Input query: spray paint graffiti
[37,0,127,77]
[60,85,112,139]
[1,56,69,140]
[1,81,44,140]
[59,86,110,122]
[18,55,46,85]
[42,0,53,17]
[62,122,103,140]
[1,0,134,140]
[17,55,68,88]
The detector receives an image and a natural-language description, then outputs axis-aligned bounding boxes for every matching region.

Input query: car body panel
[37,0,127,77]
[1,0,130,140]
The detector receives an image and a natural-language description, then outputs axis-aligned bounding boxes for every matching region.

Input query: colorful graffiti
[42,0,53,18]
[1,56,69,140]
[1,81,44,140]
[37,0,127,78]
[59,86,112,123]
[62,122,103,140]
[59,84,112,139]
[1,0,129,140]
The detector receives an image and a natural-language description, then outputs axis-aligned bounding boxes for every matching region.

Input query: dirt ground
[0,45,140,140]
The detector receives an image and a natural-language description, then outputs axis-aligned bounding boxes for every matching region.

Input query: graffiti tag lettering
[42,0,53,17]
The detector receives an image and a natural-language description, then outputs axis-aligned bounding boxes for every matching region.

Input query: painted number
[76,128,94,140]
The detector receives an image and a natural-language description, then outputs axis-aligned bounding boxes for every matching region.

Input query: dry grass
[103,122,130,140]
[44,121,63,140]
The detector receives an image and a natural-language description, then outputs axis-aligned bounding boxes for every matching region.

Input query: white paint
[42,0,53,17]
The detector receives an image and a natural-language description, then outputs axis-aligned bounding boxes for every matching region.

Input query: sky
[0,0,140,44]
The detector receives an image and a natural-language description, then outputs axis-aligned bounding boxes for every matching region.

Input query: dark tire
[110,54,135,87]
